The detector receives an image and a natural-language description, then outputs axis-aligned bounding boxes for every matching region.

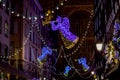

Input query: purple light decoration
[37,46,52,64]
[113,19,120,36]
[63,66,71,77]
[78,57,89,72]
[51,16,79,49]
[113,19,120,49]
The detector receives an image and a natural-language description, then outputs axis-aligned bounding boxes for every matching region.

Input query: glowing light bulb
[17,14,20,17]
[52,10,54,13]
[46,13,49,16]
[56,6,59,10]
[40,15,43,18]
[23,16,25,19]
[91,71,95,75]
[29,17,31,20]
[2,4,5,7]
[11,11,14,14]
[60,2,63,6]
[34,16,37,20]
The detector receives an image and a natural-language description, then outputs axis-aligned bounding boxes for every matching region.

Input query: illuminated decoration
[0,0,58,62]
[37,46,52,64]
[96,43,103,51]
[103,18,120,77]
[78,57,89,72]
[63,66,71,77]
[51,16,79,49]
[113,19,120,49]
[91,71,95,75]
[105,42,119,67]
[59,10,93,58]
[44,10,53,22]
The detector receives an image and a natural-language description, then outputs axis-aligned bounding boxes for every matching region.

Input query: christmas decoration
[63,66,71,77]
[51,16,79,49]
[78,57,89,72]
[113,19,120,50]
[37,46,52,64]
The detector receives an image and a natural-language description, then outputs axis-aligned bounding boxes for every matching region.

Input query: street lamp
[96,42,103,51]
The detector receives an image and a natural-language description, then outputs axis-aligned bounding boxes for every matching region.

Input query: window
[4,21,9,37]
[0,16,2,34]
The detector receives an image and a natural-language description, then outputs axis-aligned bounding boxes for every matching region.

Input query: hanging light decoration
[63,66,71,77]
[37,46,52,64]
[60,2,64,6]
[56,6,59,10]
[78,57,90,72]
[51,16,79,49]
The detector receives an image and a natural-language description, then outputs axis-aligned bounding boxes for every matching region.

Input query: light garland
[0,0,59,60]
[43,0,68,21]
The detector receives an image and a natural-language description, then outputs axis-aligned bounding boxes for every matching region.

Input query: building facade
[0,0,45,80]
[94,0,120,80]
[10,0,43,79]
[0,0,11,79]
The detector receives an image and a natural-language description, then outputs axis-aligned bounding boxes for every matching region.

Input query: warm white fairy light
[7,8,9,10]
[41,15,43,18]
[95,78,97,80]
[52,10,54,13]
[2,4,5,7]
[46,13,49,16]
[91,71,95,75]
[60,2,63,6]
[29,17,31,20]
[34,16,37,20]
[23,16,25,19]
[56,6,59,10]
[17,14,20,17]
[11,11,14,14]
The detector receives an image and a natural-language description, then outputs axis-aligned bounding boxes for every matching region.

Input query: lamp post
[95,42,105,80]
